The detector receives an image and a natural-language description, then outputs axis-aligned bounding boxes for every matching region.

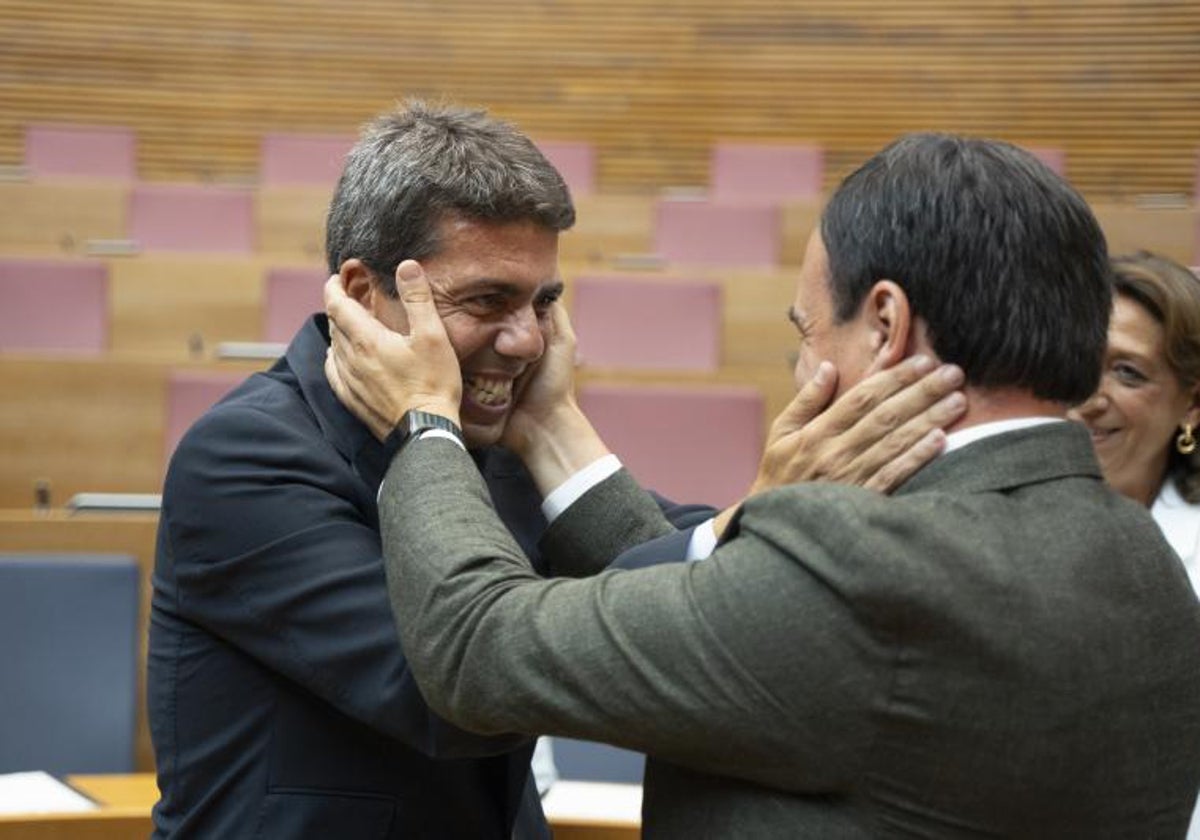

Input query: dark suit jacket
[380,422,1200,838]
[149,316,555,838]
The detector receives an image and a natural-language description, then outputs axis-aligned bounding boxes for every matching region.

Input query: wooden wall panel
[0,0,1196,199]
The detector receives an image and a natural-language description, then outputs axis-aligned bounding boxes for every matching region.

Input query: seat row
[3,174,1198,271]
[0,254,803,370]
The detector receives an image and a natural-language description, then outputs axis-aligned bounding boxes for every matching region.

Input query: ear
[1182,381,1200,432]
[861,280,912,373]
[339,259,380,310]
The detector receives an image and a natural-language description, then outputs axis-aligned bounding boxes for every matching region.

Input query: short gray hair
[325,100,576,294]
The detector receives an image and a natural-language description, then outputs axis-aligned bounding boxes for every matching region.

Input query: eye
[463,293,508,314]
[787,306,812,340]
[1111,362,1148,386]
[534,286,564,316]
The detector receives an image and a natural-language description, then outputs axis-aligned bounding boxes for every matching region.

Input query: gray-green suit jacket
[379,422,1200,838]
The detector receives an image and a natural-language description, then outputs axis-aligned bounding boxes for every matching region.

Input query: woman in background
[1070,251,1200,839]
[1070,251,1200,592]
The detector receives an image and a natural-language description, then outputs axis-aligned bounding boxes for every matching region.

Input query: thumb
[395,260,444,339]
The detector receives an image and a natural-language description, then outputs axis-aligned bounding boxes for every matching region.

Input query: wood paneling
[0,1,1197,198]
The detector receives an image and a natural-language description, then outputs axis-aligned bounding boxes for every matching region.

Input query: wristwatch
[383,409,464,459]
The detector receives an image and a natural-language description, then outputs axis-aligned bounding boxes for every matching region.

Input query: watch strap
[383,409,464,459]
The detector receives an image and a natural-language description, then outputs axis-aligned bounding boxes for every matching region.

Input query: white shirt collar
[942,416,1064,455]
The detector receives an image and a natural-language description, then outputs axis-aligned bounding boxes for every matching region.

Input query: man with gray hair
[149,101,963,837]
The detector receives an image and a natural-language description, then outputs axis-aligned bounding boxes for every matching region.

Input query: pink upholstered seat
[24,124,137,180]
[129,185,255,253]
[164,370,247,460]
[654,200,781,268]
[1026,147,1067,177]
[0,257,108,354]
[571,275,721,371]
[710,142,824,202]
[578,383,763,507]
[263,266,327,343]
[536,140,596,197]
[259,133,356,187]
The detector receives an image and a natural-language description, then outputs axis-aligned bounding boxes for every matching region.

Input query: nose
[494,306,545,362]
[1069,389,1109,422]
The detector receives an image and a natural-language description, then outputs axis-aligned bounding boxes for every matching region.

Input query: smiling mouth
[1087,426,1119,446]
[463,375,514,408]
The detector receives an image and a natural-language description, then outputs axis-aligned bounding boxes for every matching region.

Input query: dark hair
[325,100,576,294]
[820,133,1110,404]
[1110,252,1200,502]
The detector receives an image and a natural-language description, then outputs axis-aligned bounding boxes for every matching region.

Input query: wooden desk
[0,775,638,839]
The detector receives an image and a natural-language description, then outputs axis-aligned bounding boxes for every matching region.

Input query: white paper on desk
[0,771,98,814]
[541,780,642,824]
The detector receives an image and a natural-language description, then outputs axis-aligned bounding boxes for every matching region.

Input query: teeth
[465,376,513,406]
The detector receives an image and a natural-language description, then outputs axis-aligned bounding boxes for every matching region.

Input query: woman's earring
[1177,423,1197,455]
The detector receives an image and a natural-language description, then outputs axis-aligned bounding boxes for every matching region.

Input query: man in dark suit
[326,133,1200,836]
[149,101,962,837]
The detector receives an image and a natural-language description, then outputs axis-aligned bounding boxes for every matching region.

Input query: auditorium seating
[537,140,597,198]
[1091,202,1197,267]
[23,124,137,181]
[710,142,824,202]
[1025,146,1067,177]
[577,382,764,508]
[0,257,108,354]
[570,275,721,371]
[653,199,781,269]
[163,370,249,459]
[258,132,355,187]
[0,181,128,254]
[262,266,326,343]
[0,553,140,774]
[129,184,255,253]
[552,739,643,785]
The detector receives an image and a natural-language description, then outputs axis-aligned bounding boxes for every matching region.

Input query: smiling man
[147,102,579,839]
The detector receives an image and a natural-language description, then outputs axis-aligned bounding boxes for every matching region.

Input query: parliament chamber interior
[0,0,1197,836]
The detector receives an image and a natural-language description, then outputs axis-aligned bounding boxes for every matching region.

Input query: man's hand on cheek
[324,261,464,442]
[503,303,579,449]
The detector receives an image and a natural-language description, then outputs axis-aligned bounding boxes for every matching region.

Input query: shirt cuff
[541,454,623,523]
[685,519,718,561]
[417,428,467,450]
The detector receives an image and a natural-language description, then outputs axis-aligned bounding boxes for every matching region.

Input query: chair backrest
[536,140,596,198]
[577,382,763,507]
[571,275,721,371]
[0,553,139,775]
[259,132,356,187]
[24,124,137,181]
[263,266,326,343]
[0,257,108,354]
[550,738,643,784]
[164,370,247,461]
[129,185,255,253]
[1025,146,1067,177]
[654,200,780,269]
[710,142,824,202]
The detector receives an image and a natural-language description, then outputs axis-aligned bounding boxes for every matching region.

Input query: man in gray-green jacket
[326,134,1200,837]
